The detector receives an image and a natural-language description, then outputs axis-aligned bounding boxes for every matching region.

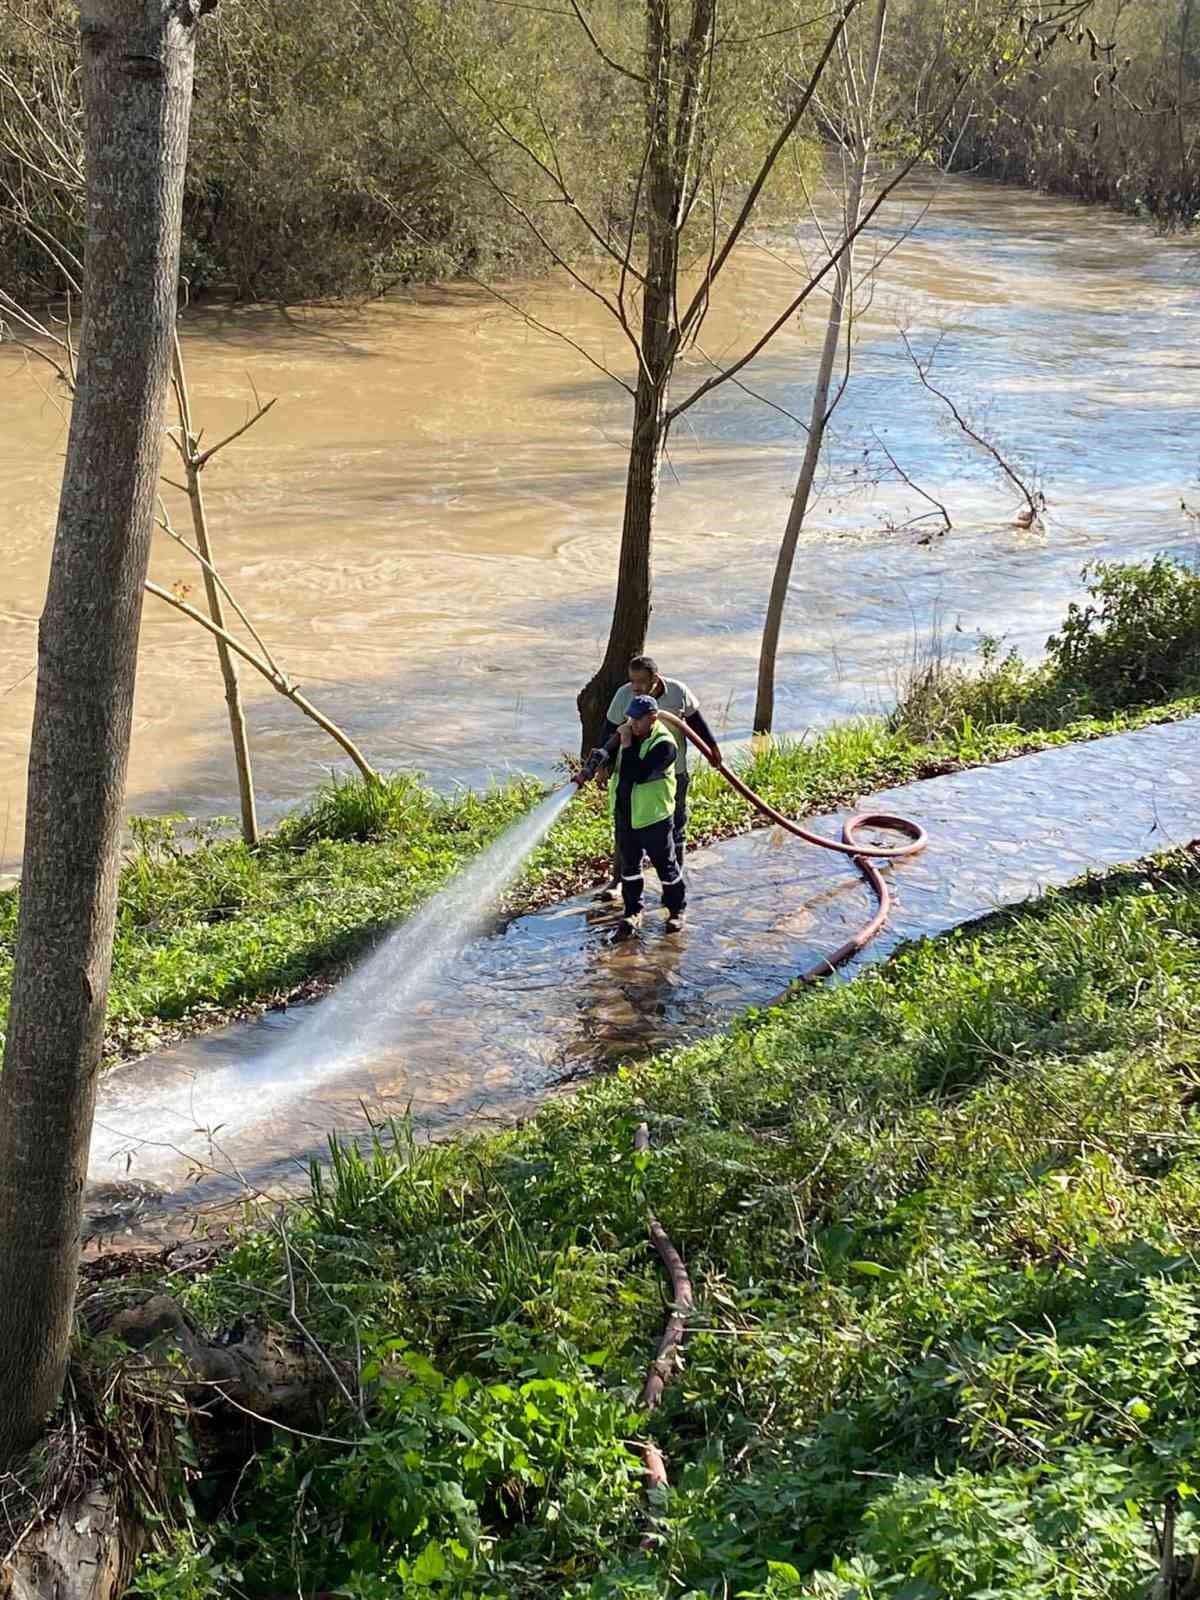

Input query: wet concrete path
[85,719,1198,1238]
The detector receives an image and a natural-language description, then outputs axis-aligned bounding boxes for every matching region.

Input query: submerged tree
[0,0,215,1463]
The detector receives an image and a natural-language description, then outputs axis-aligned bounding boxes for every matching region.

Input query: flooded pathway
[85,718,1198,1239]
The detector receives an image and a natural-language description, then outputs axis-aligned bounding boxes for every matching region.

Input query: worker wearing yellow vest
[580,693,686,942]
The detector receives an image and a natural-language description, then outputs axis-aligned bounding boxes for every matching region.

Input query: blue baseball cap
[627,694,658,720]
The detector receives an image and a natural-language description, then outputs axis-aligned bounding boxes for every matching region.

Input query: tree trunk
[172,337,259,845]
[0,0,206,1465]
[576,369,668,747]
[577,0,677,751]
[1178,0,1195,213]
[754,0,887,734]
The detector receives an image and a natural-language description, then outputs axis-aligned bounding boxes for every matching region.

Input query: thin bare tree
[754,0,889,733]
[167,334,265,843]
[749,0,1088,731]
[0,0,215,1463]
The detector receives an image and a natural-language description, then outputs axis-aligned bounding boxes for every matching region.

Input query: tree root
[0,1293,332,1600]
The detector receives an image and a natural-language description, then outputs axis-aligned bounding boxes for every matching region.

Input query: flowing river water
[2,174,1198,871]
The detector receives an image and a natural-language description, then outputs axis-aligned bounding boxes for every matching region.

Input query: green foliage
[892,557,1200,743]
[4,0,1195,306]
[134,848,1200,1595]
[125,1533,233,1600]
[888,0,1200,228]
[276,771,443,847]
[231,1345,644,1596]
[0,0,824,304]
[1047,557,1200,707]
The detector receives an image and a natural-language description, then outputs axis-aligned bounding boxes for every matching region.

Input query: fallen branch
[144,581,378,784]
[633,1123,695,1540]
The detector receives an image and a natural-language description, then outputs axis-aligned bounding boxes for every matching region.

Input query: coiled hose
[631,710,926,1532]
[655,709,926,979]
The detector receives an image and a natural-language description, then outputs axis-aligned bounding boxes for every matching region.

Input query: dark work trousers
[610,771,689,884]
[619,817,686,919]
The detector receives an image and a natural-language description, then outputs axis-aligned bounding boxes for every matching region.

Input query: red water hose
[655,710,927,980]
[632,713,927,1531]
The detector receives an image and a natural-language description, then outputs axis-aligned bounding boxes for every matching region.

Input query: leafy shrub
[892,557,1200,743]
[1047,556,1200,708]
[891,634,1050,743]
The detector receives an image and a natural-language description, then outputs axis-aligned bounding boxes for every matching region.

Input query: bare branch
[456,73,645,284]
[568,0,647,84]
[871,428,952,532]
[900,327,1042,522]
[676,1,860,343]
[617,118,656,349]
[717,7,846,47]
[691,341,811,433]
[144,582,379,784]
[155,505,282,676]
[276,1219,364,1422]
[367,189,635,393]
[669,145,927,424]
[194,395,277,468]
[386,24,646,378]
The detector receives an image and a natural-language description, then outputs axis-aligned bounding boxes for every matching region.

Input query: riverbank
[63,841,1200,1598]
[2,560,1197,1068]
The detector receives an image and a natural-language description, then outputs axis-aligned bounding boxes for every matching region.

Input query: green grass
[113,845,1200,1598]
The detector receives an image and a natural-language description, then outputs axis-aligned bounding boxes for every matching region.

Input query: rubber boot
[665,909,687,934]
[610,913,642,944]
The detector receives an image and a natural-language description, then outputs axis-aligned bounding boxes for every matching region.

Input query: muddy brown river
[2,174,1197,869]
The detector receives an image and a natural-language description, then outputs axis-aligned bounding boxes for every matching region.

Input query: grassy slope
[119,845,1200,1599]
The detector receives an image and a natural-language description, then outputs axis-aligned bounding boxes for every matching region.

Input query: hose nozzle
[575,746,610,787]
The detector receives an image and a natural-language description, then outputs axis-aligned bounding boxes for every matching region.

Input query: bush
[892,557,1200,744]
[890,634,1050,744]
[275,772,440,847]
[1047,556,1200,708]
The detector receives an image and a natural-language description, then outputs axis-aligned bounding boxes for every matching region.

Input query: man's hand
[706,742,723,769]
[618,720,634,748]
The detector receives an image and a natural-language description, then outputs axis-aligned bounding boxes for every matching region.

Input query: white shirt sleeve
[607,684,632,725]
[675,680,699,717]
